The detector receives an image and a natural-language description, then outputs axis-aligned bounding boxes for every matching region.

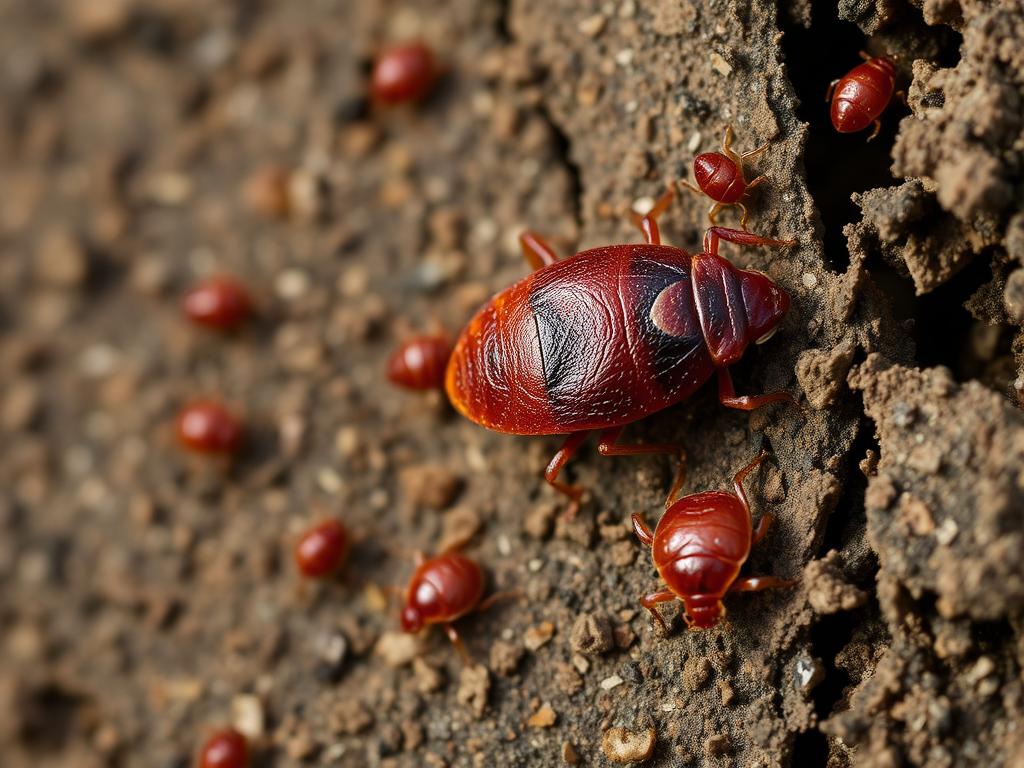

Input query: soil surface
[1,0,1022,766]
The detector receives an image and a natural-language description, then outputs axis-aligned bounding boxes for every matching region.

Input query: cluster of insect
[186,44,899,766]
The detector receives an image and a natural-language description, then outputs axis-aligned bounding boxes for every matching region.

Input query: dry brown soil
[1,0,1022,766]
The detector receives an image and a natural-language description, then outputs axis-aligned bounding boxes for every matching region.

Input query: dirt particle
[717,679,735,707]
[36,229,89,288]
[375,631,419,668]
[489,640,524,677]
[704,733,730,756]
[527,703,557,728]
[555,661,584,696]
[613,624,636,650]
[524,501,557,539]
[682,656,711,690]
[524,621,556,651]
[709,52,732,76]
[413,657,446,694]
[437,506,481,552]
[578,13,607,38]
[399,464,464,510]
[243,165,291,219]
[600,674,624,691]
[796,341,856,409]
[561,740,581,765]
[602,725,656,763]
[609,540,636,567]
[1,379,41,432]
[329,698,374,735]
[570,612,614,655]
[231,694,265,739]
[456,664,490,718]
[804,551,867,614]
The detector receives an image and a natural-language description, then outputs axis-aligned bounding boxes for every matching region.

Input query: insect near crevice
[632,449,797,631]
[827,53,898,141]
[679,125,769,230]
[445,187,800,517]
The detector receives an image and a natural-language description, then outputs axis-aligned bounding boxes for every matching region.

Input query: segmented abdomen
[446,244,715,435]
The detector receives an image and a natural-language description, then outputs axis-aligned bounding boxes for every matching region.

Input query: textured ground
[0,0,1022,766]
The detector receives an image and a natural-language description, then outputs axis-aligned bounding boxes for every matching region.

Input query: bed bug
[400,550,513,661]
[175,399,243,455]
[827,53,897,141]
[371,42,437,105]
[183,275,253,331]
[679,125,769,230]
[631,449,796,631]
[387,335,452,390]
[294,519,349,578]
[199,727,248,768]
[445,188,799,517]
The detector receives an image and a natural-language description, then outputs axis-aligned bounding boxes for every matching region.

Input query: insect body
[387,335,452,390]
[176,400,242,455]
[371,43,438,105]
[182,275,253,331]
[632,450,795,630]
[445,189,798,515]
[400,551,510,661]
[827,54,897,140]
[679,125,768,230]
[294,519,350,578]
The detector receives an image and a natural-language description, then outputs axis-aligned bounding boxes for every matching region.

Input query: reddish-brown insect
[176,400,243,455]
[387,335,452,390]
[199,727,249,768]
[679,125,768,230]
[371,43,437,105]
[182,276,253,331]
[632,450,796,631]
[295,519,350,578]
[446,188,798,516]
[827,54,897,140]
[400,551,511,661]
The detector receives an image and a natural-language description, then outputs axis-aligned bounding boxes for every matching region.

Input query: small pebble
[375,632,418,668]
[600,675,624,690]
[231,695,264,739]
[524,621,555,651]
[570,612,614,655]
[527,704,557,728]
[602,726,656,763]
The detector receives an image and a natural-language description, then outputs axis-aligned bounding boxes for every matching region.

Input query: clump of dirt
[829,354,1024,766]
[0,0,1022,766]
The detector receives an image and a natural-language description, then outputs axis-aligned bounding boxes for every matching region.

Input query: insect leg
[707,202,723,226]
[703,226,796,255]
[630,187,675,245]
[631,513,655,547]
[867,119,882,142]
[519,231,561,270]
[443,623,474,664]
[731,449,770,534]
[721,124,740,164]
[678,178,703,197]
[640,589,676,633]
[717,368,799,412]
[825,79,839,102]
[544,431,590,518]
[477,589,524,612]
[752,511,776,545]
[728,575,796,593]
[597,426,686,506]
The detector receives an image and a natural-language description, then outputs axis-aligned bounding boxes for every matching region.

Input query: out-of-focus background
[2,0,1023,766]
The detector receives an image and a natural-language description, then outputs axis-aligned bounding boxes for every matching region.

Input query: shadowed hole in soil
[778,3,902,272]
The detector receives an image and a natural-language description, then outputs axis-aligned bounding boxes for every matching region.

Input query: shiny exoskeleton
[679,125,769,230]
[400,551,513,661]
[387,335,452,390]
[632,450,795,631]
[445,189,799,516]
[827,54,897,141]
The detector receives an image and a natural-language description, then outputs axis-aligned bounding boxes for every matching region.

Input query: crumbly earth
[0,1,1021,767]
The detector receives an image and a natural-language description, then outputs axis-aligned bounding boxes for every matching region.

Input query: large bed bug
[679,125,769,230]
[445,188,799,516]
[827,53,898,141]
[631,449,796,631]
